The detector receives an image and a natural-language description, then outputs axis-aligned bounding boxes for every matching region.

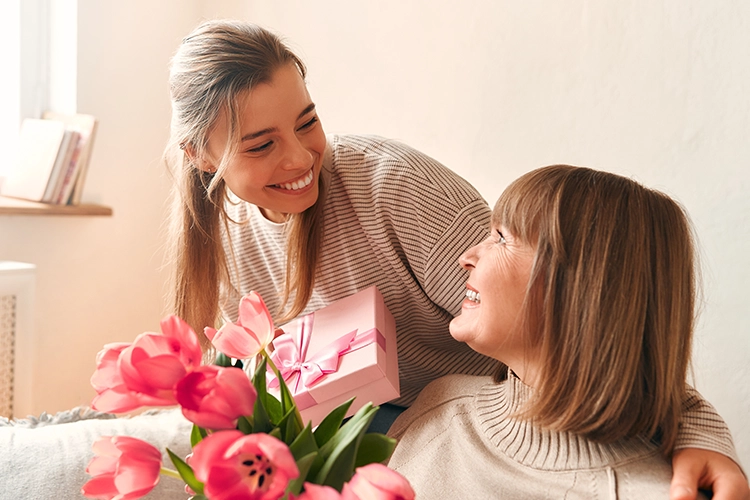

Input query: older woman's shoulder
[388,375,491,439]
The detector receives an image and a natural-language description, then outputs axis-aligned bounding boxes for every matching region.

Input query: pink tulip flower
[91,315,203,413]
[90,342,144,413]
[343,463,416,500]
[175,365,257,429]
[81,436,162,500]
[189,430,299,500]
[90,341,131,394]
[295,483,352,500]
[205,291,275,359]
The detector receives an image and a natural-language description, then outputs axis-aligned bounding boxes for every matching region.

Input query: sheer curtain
[0,1,21,182]
[0,0,50,184]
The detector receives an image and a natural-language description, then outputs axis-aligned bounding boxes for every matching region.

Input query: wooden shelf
[0,195,112,216]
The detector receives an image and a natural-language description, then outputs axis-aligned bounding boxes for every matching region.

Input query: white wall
[0,0,746,469]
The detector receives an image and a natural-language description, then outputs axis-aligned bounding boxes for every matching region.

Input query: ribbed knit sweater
[388,374,726,499]
[221,134,739,460]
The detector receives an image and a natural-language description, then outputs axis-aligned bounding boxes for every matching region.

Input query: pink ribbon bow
[268,313,383,397]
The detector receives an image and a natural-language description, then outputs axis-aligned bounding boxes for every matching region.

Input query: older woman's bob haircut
[494,165,697,454]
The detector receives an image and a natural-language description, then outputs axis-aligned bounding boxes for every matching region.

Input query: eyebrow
[240,103,317,142]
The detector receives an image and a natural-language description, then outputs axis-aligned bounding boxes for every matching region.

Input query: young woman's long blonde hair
[164,20,325,351]
[494,165,697,455]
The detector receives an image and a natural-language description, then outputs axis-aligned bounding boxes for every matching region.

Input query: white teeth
[276,170,313,191]
[465,290,481,303]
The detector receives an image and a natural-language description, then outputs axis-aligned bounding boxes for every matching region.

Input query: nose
[280,137,313,171]
[459,243,481,270]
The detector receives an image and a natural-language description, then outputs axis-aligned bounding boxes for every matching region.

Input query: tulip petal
[91,388,142,414]
[211,323,263,359]
[299,483,344,500]
[81,474,117,498]
[115,458,161,495]
[349,464,415,500]
[160,314,203,367]
[131,354,188,390]
[238,292,274,346]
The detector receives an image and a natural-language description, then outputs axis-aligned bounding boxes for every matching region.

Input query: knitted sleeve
[675,385,742,469]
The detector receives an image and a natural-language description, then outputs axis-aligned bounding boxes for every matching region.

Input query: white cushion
[0,407,193,499]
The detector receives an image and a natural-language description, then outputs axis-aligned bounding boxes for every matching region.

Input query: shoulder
[329,133,453,177]
[388,375,491,439]
[328,134,487,211]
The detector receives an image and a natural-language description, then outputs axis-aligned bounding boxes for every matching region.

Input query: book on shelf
[0,113,98,205]
[42,111,98,205]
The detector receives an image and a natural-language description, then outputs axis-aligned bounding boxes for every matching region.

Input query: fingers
[670,449,707,500]
[670,448,750,500]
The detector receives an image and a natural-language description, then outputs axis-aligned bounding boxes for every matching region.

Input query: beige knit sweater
[388,374,736,499]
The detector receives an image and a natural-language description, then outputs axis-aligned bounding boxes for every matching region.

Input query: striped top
[221,134,497,405]
[220,134,739,464]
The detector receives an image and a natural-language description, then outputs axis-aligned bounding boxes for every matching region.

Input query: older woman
[387,165,747,499]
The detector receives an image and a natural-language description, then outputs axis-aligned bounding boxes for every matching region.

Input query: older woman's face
[450,224,537,374]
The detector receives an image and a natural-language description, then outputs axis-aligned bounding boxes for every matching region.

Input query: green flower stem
[262,348,281,379]
[261,348,304,427]
[160,467,183,480]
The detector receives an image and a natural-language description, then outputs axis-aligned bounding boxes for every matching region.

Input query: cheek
[224,158,268,190]
[307,129,327,157]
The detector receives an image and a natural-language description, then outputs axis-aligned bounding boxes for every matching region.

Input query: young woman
[387,165,748,499]
[164,20,747,497]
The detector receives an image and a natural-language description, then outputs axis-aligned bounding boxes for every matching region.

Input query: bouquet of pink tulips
[81,291,415,500]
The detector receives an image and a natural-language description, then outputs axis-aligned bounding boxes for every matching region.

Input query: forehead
[236,64,311,124]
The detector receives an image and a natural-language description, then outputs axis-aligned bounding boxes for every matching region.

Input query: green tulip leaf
[289,423,318,459]
[214,352,232,367]
[269,427,282,440]
[277,374,304,430]
[285,451,319,496]
[253,357,282,424]
[166,447,204,495]
[354,433,397,467]
[315,404,377,487]
[319,403,376,459]
[237,415,253,434]
[190,424,207,448]
[313,398,354,447]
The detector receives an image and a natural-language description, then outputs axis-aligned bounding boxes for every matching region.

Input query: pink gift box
[269,286,399,427]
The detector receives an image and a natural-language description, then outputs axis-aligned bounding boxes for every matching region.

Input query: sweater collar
[474,372,660,471]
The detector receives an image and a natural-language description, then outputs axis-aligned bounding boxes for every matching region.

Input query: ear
[181,142,217,173]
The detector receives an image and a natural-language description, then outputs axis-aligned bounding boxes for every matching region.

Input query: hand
[266,328,286,354]
[670,448,750,500]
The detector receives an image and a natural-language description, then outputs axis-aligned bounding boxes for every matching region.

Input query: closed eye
[298,116,318,131]
[247,141,272,153]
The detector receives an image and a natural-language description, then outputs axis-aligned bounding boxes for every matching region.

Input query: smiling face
[203,63,327,223]
[449,224,538,382]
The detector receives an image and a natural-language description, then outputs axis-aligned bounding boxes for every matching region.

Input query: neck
[259,207,289,223]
